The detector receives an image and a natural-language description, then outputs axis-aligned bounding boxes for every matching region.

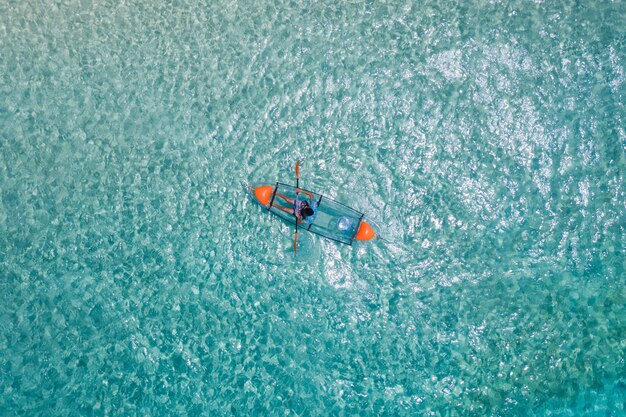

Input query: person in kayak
[273,188,318,225]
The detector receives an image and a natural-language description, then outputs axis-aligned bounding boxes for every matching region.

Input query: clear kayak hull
[249,183,374,245]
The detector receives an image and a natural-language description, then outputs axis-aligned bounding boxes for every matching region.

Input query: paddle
[294,160,300,253]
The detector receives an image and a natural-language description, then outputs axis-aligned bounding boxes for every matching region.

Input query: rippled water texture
[1,0,624,415]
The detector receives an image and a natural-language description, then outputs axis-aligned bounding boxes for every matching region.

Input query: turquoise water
[1,0,624,415]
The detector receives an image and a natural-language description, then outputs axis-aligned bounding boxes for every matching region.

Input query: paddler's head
[300,201,314,219]
[301,207,314,218]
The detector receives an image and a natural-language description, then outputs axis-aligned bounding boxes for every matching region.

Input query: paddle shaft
[294,161,300,253]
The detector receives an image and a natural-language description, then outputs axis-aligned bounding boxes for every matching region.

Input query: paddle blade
[295,160,300,179]
[294,231,298,253]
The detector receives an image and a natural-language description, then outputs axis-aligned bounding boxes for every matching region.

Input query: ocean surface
[1,0,624,415]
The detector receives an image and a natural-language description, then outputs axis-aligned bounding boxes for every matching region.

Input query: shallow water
[1,0,624,416]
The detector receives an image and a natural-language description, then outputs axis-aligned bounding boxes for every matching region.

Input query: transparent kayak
[249,182,376,245]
